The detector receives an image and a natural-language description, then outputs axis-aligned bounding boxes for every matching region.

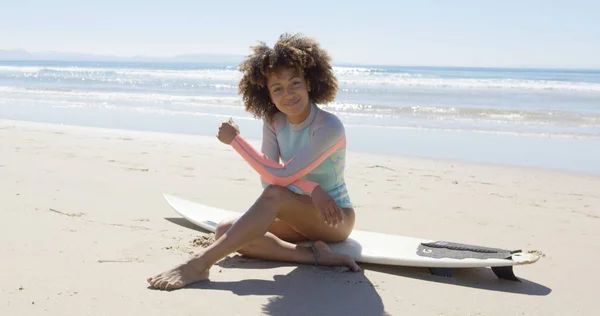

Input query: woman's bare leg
[213,217,357,266]
[214,218,310,262]
[147,186,358,290]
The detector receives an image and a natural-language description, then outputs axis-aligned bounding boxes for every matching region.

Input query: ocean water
[1,60,599,174]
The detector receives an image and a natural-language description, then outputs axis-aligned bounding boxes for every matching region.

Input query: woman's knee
[260,185,291,206]
[215,217,237,239]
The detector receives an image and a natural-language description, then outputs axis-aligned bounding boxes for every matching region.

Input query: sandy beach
[1,118,599,316]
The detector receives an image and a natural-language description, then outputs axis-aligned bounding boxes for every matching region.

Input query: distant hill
[0,49,245,64]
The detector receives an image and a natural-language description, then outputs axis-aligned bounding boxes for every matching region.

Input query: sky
[1,0,599,68]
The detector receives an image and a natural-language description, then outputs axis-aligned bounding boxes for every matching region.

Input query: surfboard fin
[428,268,452,278]
[428,266,521,282]
[491,266,521,282]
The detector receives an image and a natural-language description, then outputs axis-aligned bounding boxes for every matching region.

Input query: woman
[148,33,359,291]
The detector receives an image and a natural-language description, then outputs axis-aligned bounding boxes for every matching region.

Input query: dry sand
[1,118,598,315]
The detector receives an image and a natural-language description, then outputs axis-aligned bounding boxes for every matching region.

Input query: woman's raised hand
[217,118,240,145]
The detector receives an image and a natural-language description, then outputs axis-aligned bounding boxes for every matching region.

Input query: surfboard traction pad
[417,241,523,281]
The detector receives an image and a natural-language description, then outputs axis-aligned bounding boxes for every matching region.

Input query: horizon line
[1,48,599,71]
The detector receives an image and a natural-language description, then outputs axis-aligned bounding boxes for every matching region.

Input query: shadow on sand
[364,263,551,296]
[192,257,388,316]
[165,217,204,232]
[164,217,387,315]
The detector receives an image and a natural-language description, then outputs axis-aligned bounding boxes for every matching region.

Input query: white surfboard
[162,193,542,280]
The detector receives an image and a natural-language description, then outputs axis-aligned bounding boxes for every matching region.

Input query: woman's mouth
[287,98,300,107]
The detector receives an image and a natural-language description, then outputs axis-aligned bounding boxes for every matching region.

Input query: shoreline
[3,117,599,178]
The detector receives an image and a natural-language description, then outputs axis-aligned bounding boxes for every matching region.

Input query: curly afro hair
[237,33,338,122]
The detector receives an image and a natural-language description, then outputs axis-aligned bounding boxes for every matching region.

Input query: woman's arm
[260,119,280,164]
[231,115,346,189]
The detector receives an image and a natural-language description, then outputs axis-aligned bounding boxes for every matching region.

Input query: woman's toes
[160,280,169,290]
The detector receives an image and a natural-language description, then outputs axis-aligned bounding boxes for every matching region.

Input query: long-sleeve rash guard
[231,102,353,208]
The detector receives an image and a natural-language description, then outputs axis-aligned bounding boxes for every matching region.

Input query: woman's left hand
[217,118,240,144]
[311,185,344,228]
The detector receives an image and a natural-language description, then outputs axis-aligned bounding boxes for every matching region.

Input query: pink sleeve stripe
[293,179,319,194]
[260,177,319,195]
[231,136,283,169]
[231,134,346,186]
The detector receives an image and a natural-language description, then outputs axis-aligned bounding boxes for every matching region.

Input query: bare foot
[312,241,361,272]
[147,258,210,291]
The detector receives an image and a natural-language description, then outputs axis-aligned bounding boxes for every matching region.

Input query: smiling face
[266,67,312,124]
